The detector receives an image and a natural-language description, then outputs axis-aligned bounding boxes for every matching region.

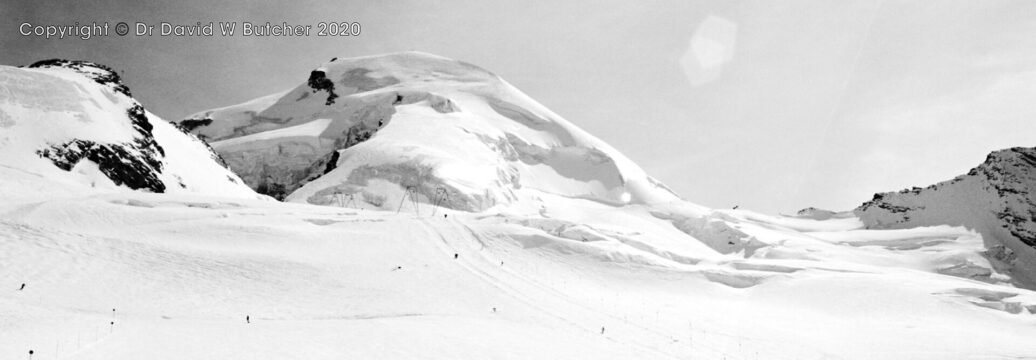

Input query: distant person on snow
[246,315,250,324]
[454,253,458,259]
[18,283,25,291]
[601,326,605,335]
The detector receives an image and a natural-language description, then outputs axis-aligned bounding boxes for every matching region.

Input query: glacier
[1,53,1035,359]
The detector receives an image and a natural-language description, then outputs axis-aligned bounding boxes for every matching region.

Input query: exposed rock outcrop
[0,59,257,198]
[855,147,1036,288]
[179,52,679,210]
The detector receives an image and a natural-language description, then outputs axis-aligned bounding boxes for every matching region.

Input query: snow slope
[2,168,1036,360]
[181,51,679,206]
[2,55,1036,359]
[856,147,1036,288]
[0,60,258,199]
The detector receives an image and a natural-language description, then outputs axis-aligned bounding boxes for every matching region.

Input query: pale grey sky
[4,0,1036,214]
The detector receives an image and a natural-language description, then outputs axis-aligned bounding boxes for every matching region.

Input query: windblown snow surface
[0,60,257,198]
[1,53,1035,359]
[182,52,679,207]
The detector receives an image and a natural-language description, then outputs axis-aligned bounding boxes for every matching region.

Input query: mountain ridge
[180,51,680,208]
[0,59,259,199]
[855,146,1036,288]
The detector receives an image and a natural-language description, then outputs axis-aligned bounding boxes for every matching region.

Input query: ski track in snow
[4,173,1036,359]
[3,53,1036,359]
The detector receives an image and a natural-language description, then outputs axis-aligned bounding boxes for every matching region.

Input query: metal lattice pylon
[334,191,357,209]
[344,193,357,209]
[430,187,449,217]
[396,186,420,215]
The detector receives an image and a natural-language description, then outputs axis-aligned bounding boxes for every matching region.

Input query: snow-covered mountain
[856,147,1036,288]
[3,54,1036,359]
[0,60,257,199]
[181,51,678,209]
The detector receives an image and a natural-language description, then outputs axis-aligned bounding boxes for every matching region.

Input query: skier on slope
[18,283,25,291]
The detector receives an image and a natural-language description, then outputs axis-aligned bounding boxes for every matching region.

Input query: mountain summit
[181,51,679,209]
[0,59,257,198]
[3,54,1036,358]
[856,147,1036,287]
